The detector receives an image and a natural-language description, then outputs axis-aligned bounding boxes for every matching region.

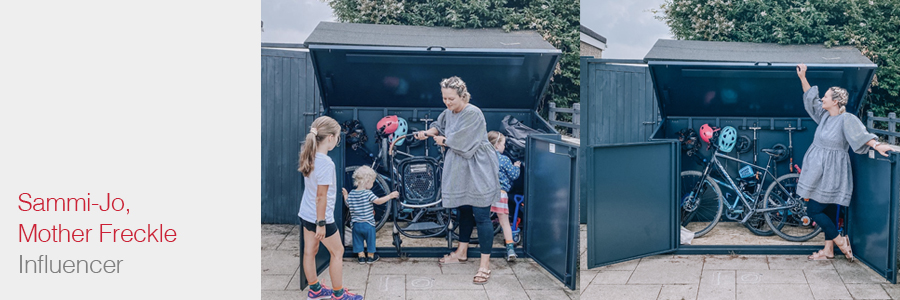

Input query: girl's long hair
[299,116,341,177]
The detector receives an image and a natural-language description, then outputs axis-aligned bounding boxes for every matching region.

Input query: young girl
[298,116,363,300]
[488,131,522,262]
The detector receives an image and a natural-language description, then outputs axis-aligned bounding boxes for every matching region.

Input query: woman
[414,76,500,284]
[796,64,893,261]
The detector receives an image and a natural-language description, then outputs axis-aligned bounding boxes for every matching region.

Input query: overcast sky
[261,0,676,57]
[261,0,336,44]
[581,0,674,59]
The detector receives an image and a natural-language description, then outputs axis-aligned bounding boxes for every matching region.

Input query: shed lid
[644,39,876,118]
[305,22,561,109]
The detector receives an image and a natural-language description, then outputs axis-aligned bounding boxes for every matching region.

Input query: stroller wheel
[392,233,402,256]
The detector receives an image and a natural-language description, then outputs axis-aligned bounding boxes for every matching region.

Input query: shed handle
[427,46,446,51]
[754,61,772,66]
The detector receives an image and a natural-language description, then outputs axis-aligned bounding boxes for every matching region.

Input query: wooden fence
[867,112,899,145]
[549,102,580,138]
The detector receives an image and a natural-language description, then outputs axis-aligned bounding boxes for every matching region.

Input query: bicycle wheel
[742,199,775,236]
[344,165,392,232]
[763,173,822,242]
[680,170,724,238]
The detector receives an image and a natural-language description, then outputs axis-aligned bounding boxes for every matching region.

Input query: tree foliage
[654,0,900,122]
[324,0,580,111]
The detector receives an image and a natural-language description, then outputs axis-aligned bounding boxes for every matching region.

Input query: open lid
[304,22,561,109]
[644,39,876,118]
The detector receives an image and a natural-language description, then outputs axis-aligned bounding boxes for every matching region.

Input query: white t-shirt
[298,152,337,224]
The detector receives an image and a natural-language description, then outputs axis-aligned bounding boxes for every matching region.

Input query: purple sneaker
[307,284,333,300]
[332,288,363,300]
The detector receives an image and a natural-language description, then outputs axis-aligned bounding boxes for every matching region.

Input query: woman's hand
[874,144,893,157]
[414,131,429,140]
[315,226,325,241]
[434,136,447,146]
[513,161,521,167]
[796,64,807,79]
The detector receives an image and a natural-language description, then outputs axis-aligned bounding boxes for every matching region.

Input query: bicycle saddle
[761,148,784,156]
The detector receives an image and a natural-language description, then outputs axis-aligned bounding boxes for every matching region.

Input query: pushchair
[387,133,452,257]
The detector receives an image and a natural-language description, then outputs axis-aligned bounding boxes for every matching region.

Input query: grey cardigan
[430,104,500,208]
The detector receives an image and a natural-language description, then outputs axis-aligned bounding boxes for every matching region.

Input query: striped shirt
[347,189,378,226]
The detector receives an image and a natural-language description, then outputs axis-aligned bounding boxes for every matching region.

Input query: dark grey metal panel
[580,60,658,223]
[587,141,679,269]
[524,135,579,290]
[849,152,899,283]
[306,22,557,50]
[261,49,320,224]
[645,39,874,65]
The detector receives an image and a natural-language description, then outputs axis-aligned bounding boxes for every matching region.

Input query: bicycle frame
[691,148,797,224]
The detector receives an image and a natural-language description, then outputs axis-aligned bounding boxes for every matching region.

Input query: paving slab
[524,289,575,300]
[629,256,704,284]
[262,235,286,250]
[438,258,514,275]
[833,259,890,284]
[261,290,302,300]
[406,274,483,290]
[845,283,891,299]
[735,283,814,300]
[589,270,633,285]
[804,269,844,285]
[510,260,567,290]
[735,270,808,284]
[482,274,527,299]
[405,290,490,300]
[262,250,301,275]
[767,255,835,270]
[262,274,294,291]
[807,283,853,299]
[880,284,900,299]
[595,258,640,271]
[580,284,662,300]
[369,258,442,275]
[698,270,735,300]
[364,274,406,300]
[580,269,599,291]
[703,255,769,270]
[658,284,699,300]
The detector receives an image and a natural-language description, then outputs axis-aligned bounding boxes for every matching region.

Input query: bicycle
[681,126,822,241]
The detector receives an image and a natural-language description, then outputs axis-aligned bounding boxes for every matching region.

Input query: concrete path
[262,224,577,300]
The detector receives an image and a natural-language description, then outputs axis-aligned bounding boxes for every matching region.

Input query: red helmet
[376,115,399,135]
[699,124,715,143]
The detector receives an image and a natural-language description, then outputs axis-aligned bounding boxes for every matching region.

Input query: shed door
[848,152,899,283]
[585,63,659,145]
[524,135,579,290]
[581,62,659,223]
[586,141,680,268]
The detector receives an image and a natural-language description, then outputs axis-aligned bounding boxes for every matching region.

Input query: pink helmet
[376,115,399,136]
[699,124,715,144]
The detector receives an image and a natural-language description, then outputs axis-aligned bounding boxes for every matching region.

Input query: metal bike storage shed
[281,22,580,290]
[581,40,900,283]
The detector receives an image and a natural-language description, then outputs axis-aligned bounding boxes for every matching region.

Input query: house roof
[644,39,873,64]
[304,22,557,50]
[579,25,607,44]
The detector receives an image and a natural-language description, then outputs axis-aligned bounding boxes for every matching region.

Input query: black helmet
[341,120,368,150]
[676,128,700,156]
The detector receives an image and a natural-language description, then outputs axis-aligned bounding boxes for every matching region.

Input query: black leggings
[457,205,493,255]
[806,199,839,240]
